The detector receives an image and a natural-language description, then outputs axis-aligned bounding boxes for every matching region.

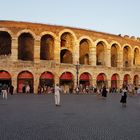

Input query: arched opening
[0,70,11,88]
[40,35,54,60]
[59,72,74,94]
[111,74,120,90]
[123,46,131,67]
[18,33,34,61]
[111,44,118,67]
[79,39,90,65]
[96,42,106,66]
[39,71,54,94]
[133,75,139,86]
[17,71,34,93]
[96,73,107,89]
[60,49,72,64]
[0,31,11,55]
[79,73,91,92]
[123,74,130,86]
[60,32,74,50]
[133,48,140,66]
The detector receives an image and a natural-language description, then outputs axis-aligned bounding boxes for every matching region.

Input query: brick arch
[0,70,12,86]
[96,73,108,88]
[79,72,92,86]
[40,34,55,60]
[110,73,120,88]
[59,30,76,54]
[133,46,140,65]
[0,70,11,79]
[133,46,140,52]
[94,39,109,49]
[59,71,74,93]
[39,71,54,87]
[58,70,75,78]
[79,70,93,78]
[123,44,132,67]
[0,30,12,55]
[95,40,108,66]
[110,42,120,67]
[133,75,139,86]
[123,74,131,85]
[110,41,121,51]
[16,29,36,39]
[122,44,132,51]
[39,31,57,40]
[78,36,93,46]
[79,38,92,65]
[17,70,34,93]
[58,29,77,41]
[0,28,14,38]
[60,49,73,64]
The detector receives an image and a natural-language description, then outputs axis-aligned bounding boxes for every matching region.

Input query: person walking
[2,84,8,100]
[120,86,128,107]
[9,85,14,95]
[102,86,107,99]
[25,84,30,93]
[54,84,61,106]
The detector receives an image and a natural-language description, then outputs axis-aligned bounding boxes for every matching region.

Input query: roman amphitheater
[0,20,140,93]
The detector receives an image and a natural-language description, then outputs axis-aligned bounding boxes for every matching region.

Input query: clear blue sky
[1,0,140,37]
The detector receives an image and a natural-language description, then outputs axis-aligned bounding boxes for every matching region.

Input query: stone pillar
[107,79,111,88]
[12,76,17,94]
[89,43,96,66]
[34,38,40,62]
[11,37,18,61]
[119,80,123,88]
[130,54,133,67]
[73,77,77,89]
[106,48,111,67]
[73,41,79,65]
[118,51,123,68]
[54,39,60,63]
[92,78,96,86]
[34,75,40,94]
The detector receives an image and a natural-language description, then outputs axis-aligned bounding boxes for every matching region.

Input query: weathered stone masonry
[0,20,140,93]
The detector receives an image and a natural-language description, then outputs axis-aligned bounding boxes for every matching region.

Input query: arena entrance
[80,72,91,86]
[17,71,34,93]
[133,75,139,86]
[111,74,119,92]
[60,72,74,94]
[96,73,107,89]
[123,74,130,86]
[0,70,11,89]
[39,72,54,94]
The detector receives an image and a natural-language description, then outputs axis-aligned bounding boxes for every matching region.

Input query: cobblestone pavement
[0,93,140,140]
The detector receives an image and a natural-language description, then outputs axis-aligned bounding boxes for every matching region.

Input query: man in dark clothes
[102,86,107,99]
[120,86,127,107]
[9,85,14,95]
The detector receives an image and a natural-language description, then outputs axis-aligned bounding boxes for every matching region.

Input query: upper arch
[0,28,14,37]
[58,29,77,41]
[16,29,36,39]
[39,31,57,40]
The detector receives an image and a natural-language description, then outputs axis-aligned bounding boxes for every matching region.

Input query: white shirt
[55,86,61,95]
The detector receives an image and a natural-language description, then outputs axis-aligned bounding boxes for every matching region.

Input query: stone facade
[0,20,140,93]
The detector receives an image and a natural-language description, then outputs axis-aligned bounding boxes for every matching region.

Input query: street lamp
[75,61,80,87]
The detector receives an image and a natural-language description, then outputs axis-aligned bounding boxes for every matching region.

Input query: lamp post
[75,61,80,87]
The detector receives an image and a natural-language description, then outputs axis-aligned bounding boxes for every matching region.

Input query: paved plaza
[0,93,140,140]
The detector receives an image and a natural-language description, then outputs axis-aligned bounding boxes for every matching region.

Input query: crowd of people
[1,83,140,108]
[38,85,54,94]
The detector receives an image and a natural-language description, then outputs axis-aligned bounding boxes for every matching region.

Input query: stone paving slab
[0,94,140,140]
